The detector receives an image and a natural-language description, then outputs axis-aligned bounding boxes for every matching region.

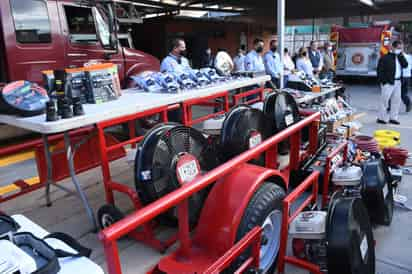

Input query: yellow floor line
[0,176,40,196]
[0,150,35,167]
[25,176,40,186]
[0,184,20,196]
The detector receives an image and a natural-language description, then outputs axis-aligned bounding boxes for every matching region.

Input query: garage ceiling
[114,0,412,18]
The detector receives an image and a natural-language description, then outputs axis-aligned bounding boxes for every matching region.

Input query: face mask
[328,47,333,51]
[256,46,263,53]
[271,47,277,52]
[180,50,187,56]
[302,52,307,57]
[394,49,402,55]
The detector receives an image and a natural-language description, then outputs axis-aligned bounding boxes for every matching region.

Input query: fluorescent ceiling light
[359,0,374,6]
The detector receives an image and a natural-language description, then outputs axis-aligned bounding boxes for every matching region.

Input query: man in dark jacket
[308,41,323,75]
[200,48,214,68]
[377,40,409,125]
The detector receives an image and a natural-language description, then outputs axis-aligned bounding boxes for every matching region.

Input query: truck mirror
[93,4,118,52]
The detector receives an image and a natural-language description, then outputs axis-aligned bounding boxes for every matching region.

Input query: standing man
[243,38,265,99]
[244,38,265,73]
[264,39,282,88]
[308,41,323,75]
[160,38,192,122]
[322,41,335,80]
[160,38,192,73]
[401,47,412,112]
[233,48,246,72]
[377,40,409,125]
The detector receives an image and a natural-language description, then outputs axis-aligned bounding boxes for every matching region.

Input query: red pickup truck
[0,0,160,140]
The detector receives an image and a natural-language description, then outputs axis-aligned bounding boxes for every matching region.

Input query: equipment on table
[187,69,211,86]
[72,97,85,117]
[134,124,217,224]
[172,71,198,90]
[0,81,48,117]
[155,72,180,93]
[65,68,88,103]
[42,70,56,98]
[130,73,164,93]
[287,72,320,91]
[59,98,73,119]
[45,99,59,122]
[85,64,119,104]
[200,68,223,82]
[290,197,375,274]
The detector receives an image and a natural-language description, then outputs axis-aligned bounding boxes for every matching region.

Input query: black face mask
[271,47,277,52]
[179,50,187,57]
[302,52,307,57]
[256,46,263,53]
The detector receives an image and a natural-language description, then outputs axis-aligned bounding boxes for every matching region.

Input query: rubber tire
[97,204,124,230]
[229,183,285,273]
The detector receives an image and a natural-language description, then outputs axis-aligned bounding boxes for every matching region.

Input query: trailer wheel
[231,182,285,273]
[97,204,124,229]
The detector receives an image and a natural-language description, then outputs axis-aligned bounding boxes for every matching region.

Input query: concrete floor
[1,82,412,274]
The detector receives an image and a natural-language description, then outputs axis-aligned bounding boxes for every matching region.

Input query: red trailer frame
[99,112,321,274]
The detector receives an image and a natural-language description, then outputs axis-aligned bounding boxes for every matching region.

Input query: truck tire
[230,182,285,273]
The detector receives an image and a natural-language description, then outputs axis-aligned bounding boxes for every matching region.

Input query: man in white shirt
[401,49,412,112]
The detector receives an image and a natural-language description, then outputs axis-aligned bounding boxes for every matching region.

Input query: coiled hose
[353,135,379,154]
[383,147,409,166]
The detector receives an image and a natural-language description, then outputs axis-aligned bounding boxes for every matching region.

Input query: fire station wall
[132,18,276,67]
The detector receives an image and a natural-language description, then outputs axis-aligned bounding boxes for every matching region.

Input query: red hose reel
[353,135,379,153]
[383,147,409,166]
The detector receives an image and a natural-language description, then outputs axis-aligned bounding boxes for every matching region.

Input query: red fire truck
[331,23,400,77]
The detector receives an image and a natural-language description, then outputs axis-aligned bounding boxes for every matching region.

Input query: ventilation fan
[327,197,375,274]
[135,123,217,224]
[219,105,272,163]
[263,91,300,154]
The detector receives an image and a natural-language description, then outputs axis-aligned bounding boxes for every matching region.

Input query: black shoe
[389,120,400,125]
[376,119,387,124]
[406,104,411,113]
